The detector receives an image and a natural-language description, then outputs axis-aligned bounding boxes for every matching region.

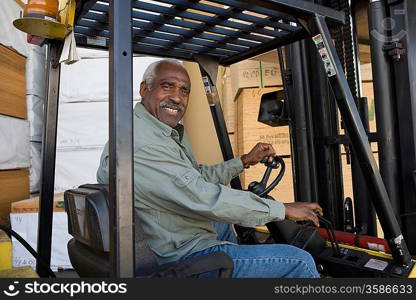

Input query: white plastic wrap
[29,141,41,193]
[11,212,73,271]
[60,56,162,102]
[26,44,46,98]
[27,94,44,142]
[0,0,29,57]
[57,101,108,149]
[76,47,109,59]
[56,100,139,149]
[54,101,137,193]
[54,148,103,193]
[0,115,30,170]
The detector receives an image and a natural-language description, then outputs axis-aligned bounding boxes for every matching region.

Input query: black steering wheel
[247,156,285,198]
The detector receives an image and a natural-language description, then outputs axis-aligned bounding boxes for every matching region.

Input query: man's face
[140,62,191,128]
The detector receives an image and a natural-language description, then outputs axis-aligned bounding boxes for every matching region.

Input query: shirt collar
[134,102,184,141]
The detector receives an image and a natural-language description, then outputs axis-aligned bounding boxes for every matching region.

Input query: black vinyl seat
[64,184,234,278]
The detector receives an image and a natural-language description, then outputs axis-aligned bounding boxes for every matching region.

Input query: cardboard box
[228,133,237,157]
[0,45,26,119]
[362,81,376,133]
[240,156,294,203]
[236,87,290,157]
[227,86,293,202]
[251,50,279,64]
[11,193,65,214]
[360,63,372,82]
[10,212,72,271]
[0,169,30,226]
[230,59,282,101]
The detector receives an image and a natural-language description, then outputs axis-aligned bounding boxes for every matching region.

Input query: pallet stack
[0,0,49,229]
[0,44,30,227]
[220,58,293,202]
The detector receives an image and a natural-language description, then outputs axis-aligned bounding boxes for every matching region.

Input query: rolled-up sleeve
[197,158,244,185]
[135,144,285,227]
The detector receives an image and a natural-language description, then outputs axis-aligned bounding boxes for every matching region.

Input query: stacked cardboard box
[11,193,65,214]
[235,87,292,202]
[222,56,385,235]
[0,44,30,226]
[9,193,71,271]
[236,88,290,156]
[219,56,292,202]
[0,45,27,119]
[230,59,282,102]
[0,169,29,226]
[10,211,73,271]
[221,59,283,158]
[9,194,72,270]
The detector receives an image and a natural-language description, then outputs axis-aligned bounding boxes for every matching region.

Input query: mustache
[160,101,184,112]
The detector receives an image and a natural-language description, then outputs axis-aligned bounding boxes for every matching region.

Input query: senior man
[97,58,322,278]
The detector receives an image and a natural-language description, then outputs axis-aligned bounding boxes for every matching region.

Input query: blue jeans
[184,223,320,278]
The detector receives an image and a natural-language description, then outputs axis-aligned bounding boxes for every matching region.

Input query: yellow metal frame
[13,0,76,39]
[0,230,12,270]
[254,226,416,277]
[330,242,416,278]
[58,0,76,28]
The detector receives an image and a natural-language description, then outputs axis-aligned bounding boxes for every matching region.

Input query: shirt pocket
[173,170,195,188]
[173,170,210,198]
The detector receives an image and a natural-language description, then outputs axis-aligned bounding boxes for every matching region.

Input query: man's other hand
[283,202,323,227]
[240,143,276,168]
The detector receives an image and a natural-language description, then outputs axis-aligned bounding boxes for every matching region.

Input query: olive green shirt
[97,102,285,264]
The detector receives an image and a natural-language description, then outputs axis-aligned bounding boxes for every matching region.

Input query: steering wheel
[247,156,285,198]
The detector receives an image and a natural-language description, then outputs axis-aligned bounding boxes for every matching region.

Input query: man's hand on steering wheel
[283,202,323,227]
[242,143,324,227]
[240,142,276,168]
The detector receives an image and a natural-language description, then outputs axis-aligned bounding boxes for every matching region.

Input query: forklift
[12,0,416,278]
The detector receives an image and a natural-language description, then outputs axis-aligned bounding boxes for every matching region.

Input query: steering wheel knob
[264,157,280,169]
[248,181,266,195]
[247,156,286,198]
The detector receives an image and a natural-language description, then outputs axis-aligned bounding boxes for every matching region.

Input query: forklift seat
[64,184,234,277]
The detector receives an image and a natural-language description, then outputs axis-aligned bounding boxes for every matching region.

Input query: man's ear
[139,82,148,98]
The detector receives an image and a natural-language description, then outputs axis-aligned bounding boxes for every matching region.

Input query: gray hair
[142,58,185,89]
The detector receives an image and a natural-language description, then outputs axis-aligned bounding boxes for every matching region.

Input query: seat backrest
[64,184,110,252]
[64,183,159,276]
